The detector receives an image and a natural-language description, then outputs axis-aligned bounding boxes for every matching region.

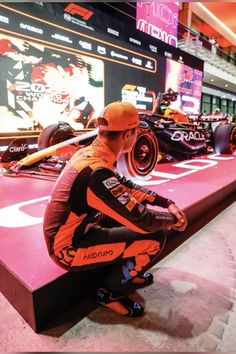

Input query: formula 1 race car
[1,119,159,180]
[146,88,236,161]
[1,89,235,181]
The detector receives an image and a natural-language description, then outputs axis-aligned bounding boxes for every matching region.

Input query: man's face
[122,128,138,153]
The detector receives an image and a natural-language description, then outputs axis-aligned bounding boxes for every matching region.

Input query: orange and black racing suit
[43,138,177,291]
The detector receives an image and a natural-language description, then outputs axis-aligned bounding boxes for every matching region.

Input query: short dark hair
[99,127,137,139]
[99,130,123,139]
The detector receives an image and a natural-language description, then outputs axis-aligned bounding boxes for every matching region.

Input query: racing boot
[96,287,144,317]
[130,272,153,288]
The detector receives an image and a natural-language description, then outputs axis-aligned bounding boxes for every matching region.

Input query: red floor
[0,152,235,290]
[0,151,235,330]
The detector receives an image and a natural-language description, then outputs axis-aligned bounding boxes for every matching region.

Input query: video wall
[165,59,203,114]
[0,3,203,133]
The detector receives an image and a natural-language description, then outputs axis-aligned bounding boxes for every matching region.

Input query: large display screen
[165,58,203,114]
[0,33,104,131]
[0,3,163,133]
[0,3,203,134]
[136,2,179,47]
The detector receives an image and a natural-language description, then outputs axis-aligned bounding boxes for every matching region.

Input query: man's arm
[118,174,188,231]
[87,168,179,234]
[117,174,175,208]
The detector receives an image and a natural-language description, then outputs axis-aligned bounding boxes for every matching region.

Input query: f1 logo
[64,3,94,21]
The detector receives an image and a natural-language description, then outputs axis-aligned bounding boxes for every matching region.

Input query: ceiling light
[225,84,228,87]
[197,3,236,41]
[210,79,214,82]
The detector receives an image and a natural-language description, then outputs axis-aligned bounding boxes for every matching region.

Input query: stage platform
[0,152,236,331]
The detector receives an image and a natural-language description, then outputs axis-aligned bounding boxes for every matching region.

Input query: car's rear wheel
[213,124,236,154]
[37,122,76,150]
[117,125,159,179]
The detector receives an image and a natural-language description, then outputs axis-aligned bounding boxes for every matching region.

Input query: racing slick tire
[117,122,159,179]
[213,124,236,154]
[37,122,76,150]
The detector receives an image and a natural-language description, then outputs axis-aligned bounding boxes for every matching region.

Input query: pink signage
[136,2,179,47]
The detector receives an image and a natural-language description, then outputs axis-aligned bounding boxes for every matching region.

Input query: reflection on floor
[1,201,236,352]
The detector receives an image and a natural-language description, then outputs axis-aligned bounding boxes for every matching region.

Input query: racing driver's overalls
[43,138,178,290]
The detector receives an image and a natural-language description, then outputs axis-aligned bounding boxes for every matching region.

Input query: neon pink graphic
[165,59,203,114]
[136,2,179,47]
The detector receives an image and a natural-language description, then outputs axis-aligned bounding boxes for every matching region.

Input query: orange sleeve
[87,168,176,234]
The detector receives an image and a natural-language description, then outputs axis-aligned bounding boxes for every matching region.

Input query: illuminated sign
[0,15,9,24]
[136,2,178,47]
[51,33,72,43]
[171,130,205,142]
[20,22,43,34]
[129,37,141,46]
[79,40,92,50]
[107,28,119,37]
[165,59,203,114]
[122,84,155,111]
[149,44,157,53]
[64,3,94,21]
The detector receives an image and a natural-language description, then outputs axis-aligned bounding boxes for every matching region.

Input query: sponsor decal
[51,33,72,43]
[9,143,27,153]
[132,57,142,66]
[125,197,137,211]
[145,60,153,69]
[103,176,120,190]
[79,40,92,50]
[149,44,157,53]
[107,27,119,37]
[134,302,142,310]
[64,3,94,21]
[56,246,76,266]
[110,51,128,60]
[84,249,113,260]
[97,46,106,55]
[171,130,205,142]
[20,23,43,35]
[63,12,94,31]
[155,214,171,221]
[110,185,124,198]
[129,37,141,46]
[0,15,9,24]
[117,192,131,205]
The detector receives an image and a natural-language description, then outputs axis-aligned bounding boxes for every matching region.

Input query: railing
[177,22,236,66]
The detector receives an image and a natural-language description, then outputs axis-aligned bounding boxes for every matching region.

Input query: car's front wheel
[117,124,159,179]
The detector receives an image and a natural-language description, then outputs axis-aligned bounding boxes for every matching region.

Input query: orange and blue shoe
[96,287,144,317]
[130,272,153,287]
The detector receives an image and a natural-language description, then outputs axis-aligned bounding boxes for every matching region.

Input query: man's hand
[168,203,188,231]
